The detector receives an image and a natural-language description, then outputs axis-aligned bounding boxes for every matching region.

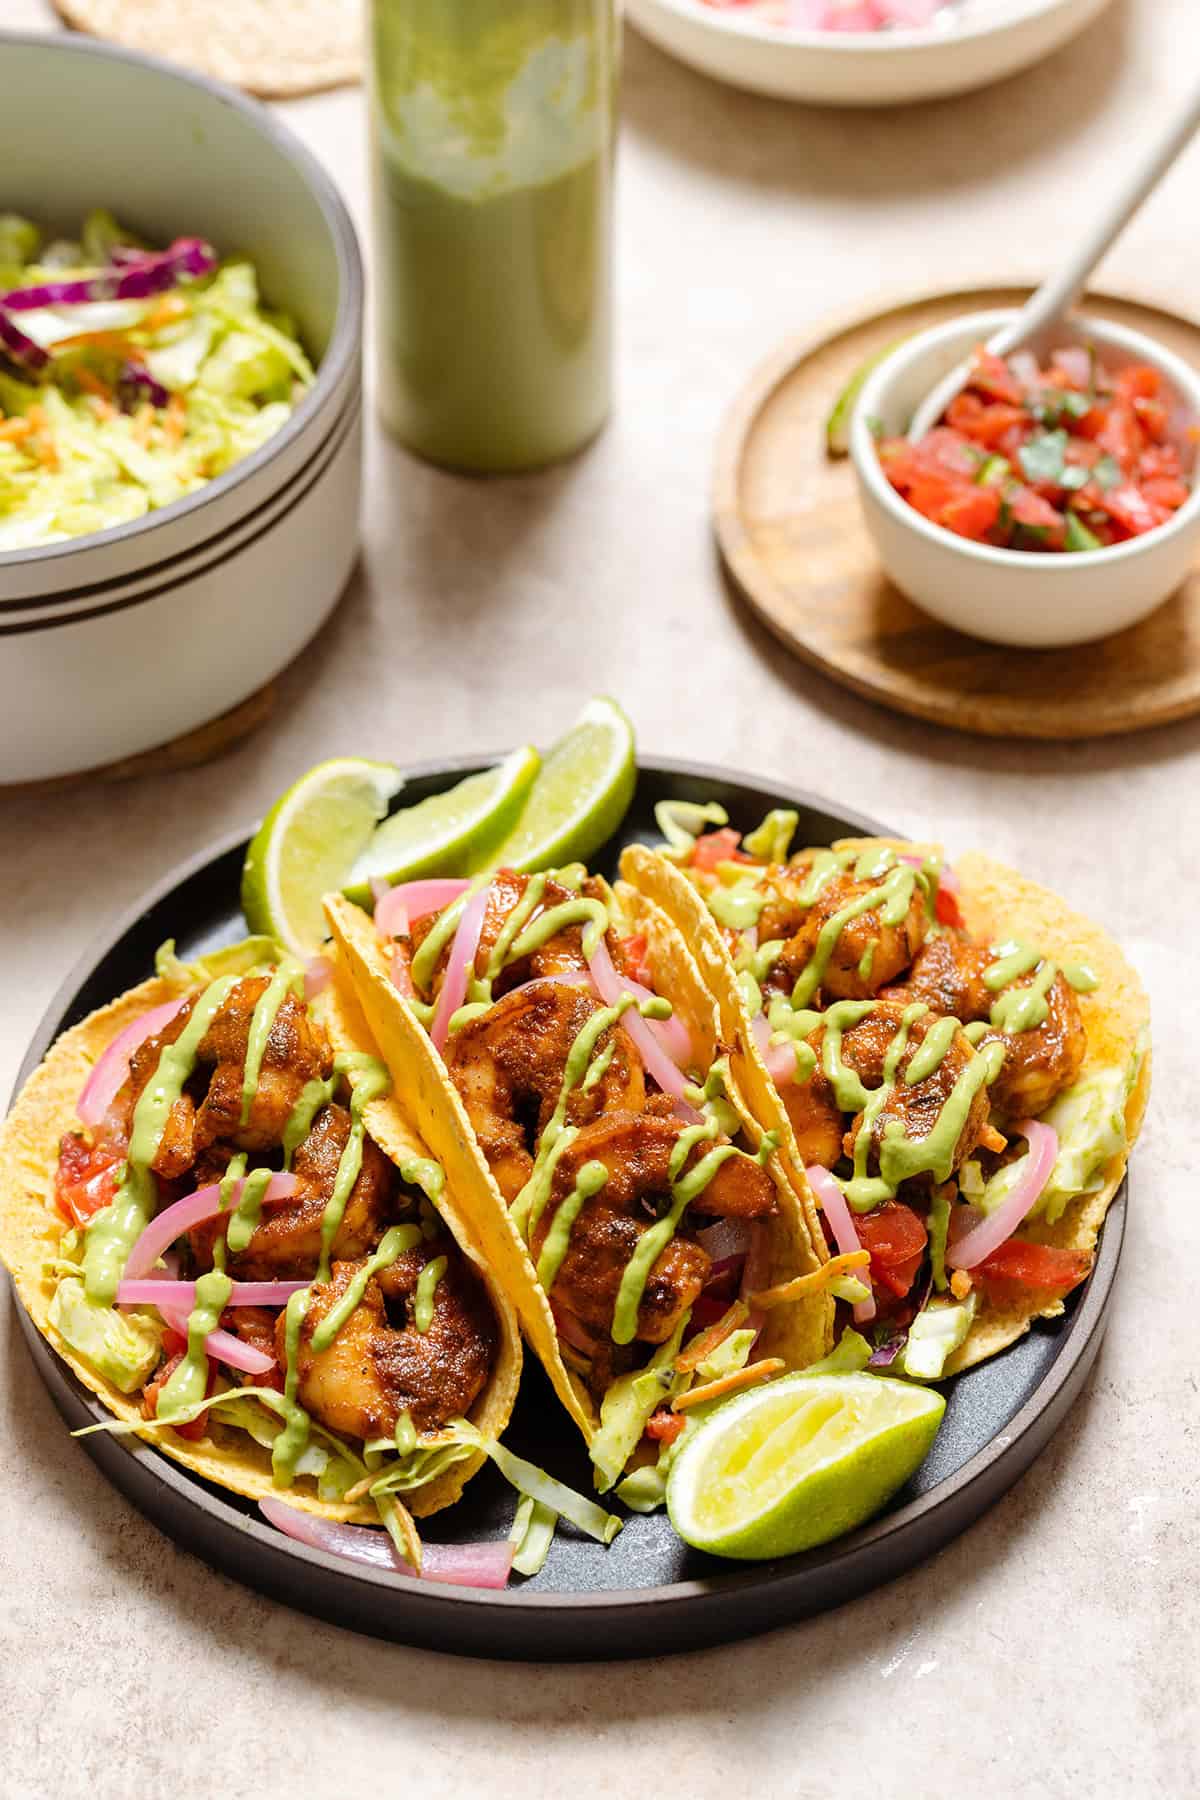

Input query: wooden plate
[715,284,1200,739]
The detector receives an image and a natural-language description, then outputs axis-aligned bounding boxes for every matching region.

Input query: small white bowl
[626,0,1112,108]
[849,309,1200,649]
[0,34,363,784]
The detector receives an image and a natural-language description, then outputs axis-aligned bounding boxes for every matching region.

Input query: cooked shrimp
[442,982,645,1203]
[530,1112,776,1349]
[757,861,928,1002]
[885,934,1086,1117]
[284,1241,496,1438]
[189,1104,393,1279]
[409,870,592,1004]
[836,1002,992,1179]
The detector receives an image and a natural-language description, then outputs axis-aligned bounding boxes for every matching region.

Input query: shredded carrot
[87,394,117,423]
[26,407,58,469]
[162,393,187,447]
[672,1357,785,1412]
[950,1269,973,1301]
[0,417,35,442]
[674,1299,749,1375]
[144,293,188,331]
[74,367,114,403]
[980,1124,1007,1154]
[52,329,132,354]
[749,1250,870,1311]
[131,403,154,446]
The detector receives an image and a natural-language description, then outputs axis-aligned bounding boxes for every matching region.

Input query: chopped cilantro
[1018,429,1069,485]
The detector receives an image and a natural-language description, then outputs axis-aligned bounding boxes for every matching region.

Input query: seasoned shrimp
[885,934,1085,1117]
[189,1104,393,1279]
[837,1002,992,1179]
[530,1111,776,1348]
[408,870,592,1005]
[442,982,645,1203]
[284,1241,496,1438]
[758,861,928,1002]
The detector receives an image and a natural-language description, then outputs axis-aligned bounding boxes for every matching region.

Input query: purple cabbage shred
[0,238,217,314]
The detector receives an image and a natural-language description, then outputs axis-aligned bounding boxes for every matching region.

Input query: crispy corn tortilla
[622,838,1150,1375]
[0,968,520,1522]
[326,882,830,1458]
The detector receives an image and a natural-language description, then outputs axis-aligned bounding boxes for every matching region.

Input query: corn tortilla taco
[0,937,522,1542]
[326,864,838,1511]
[622,818,1149,1380]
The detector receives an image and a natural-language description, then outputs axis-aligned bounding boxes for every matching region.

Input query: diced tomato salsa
[878,345,1193,553]
[54,1129,125,1228]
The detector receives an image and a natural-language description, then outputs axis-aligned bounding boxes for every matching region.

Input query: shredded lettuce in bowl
[0,210,313,550]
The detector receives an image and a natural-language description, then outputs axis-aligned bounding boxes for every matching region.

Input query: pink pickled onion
[430,886,490,1054]
[77,998,185,1128]
[898,851,961,896]
[375,878,470,939]
[603,968,692,1068]
[586,937,701,1117]
[806,1164,875,1324]
[696,1218,752,1263]
[1052,346,1092,390]
[369,876,392,905]
[946,1120,1059,1271]
[1008,349,1041,391]
[118,1278,307,1308]
[258,1500,514,1588]
[751,1013,801,1087]
[123,1174,300,1279]
[304,956,333,1001]
[155,1299,276,1375]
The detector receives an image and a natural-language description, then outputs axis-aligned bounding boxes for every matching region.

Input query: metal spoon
[907,78,1200,441]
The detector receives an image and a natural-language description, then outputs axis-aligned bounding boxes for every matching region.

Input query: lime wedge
[241,758,404,955]
[666,1372,944,1560]
[342,746,541,906]
[472,696,636,875]
[825,338,909,457]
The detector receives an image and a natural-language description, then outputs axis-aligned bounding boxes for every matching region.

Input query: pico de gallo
[877,343,1195,552]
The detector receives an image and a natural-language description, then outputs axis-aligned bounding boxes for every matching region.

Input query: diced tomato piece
[1140,476,1190,512]
[919,427,979,477]
[644,1408,686,1446]
[1115,363,1160,403]
[974,1237,1092,1294]
[54,1130,125,1228]
[934,885,964,928]
[691,828,753,871]
[616,932,653,988]
[1132,397,1168,442]
[968,347,1023,406]
[1099,483,1159,536]
[939,487,1001,541]
[857,1201,928,1299]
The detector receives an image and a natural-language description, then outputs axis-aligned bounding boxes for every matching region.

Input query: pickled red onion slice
[154,1299,277,1376]
[751,1013,800,1086]
[430,886,490,1053]
[118,1278,307,1308]
[123,1174,300,1279]
[806,1164,875,1324]
[258,1499,514,1588]
[77,998,185,1127]
[376,879,469,939]
[586,937,701,1117]
[304,956,333,1001]
[946,1120,1058,1270]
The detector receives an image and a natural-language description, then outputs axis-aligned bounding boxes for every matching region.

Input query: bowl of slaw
[0,33,363,783]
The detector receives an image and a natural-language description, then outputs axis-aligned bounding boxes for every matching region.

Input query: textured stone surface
[1,3,1196,1794]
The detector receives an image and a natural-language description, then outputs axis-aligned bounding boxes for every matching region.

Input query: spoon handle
[993,78,1200,354]
[907,75,1200,440]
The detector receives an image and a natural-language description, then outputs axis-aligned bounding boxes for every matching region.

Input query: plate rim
[7,754,1125,1642]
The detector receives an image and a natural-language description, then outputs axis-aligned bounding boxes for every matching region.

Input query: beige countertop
[1,3,1195,1794]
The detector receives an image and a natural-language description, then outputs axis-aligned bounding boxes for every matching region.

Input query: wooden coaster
[715,284,1200,739]
[53,0,361,99]
[9,681,276,794]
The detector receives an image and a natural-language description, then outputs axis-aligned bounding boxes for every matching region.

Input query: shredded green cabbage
[0,212,313,549]
[742,808,798,862]
[899,1294,977,1381]
[50,1277,162,1393]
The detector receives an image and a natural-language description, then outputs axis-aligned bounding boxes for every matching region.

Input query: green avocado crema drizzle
[155,1269,233,1420]
[707,882,767,931]
[210,1151,246,1274]
[316,1053,392,1283]
[536,1159,607,1291]
[310,1224,423,1352]
[239,960,303,1126]
[83,973,240,1305]
[413,1255,448,1334]
[281,1076,337,1169]
[790,864,919,1008]
[273,1288,313,1486]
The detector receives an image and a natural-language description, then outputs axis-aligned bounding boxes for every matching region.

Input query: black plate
[10,757,1124,1660]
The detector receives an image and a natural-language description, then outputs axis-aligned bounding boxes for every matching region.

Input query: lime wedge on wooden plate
[666,1372,945,1560]
[342,746,541,905]
[471,696,636,874]
[241,757,404,955]
[825,338,909,457]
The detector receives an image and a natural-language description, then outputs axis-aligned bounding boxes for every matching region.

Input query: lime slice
[472,696,636,875]
[241,758,404,954]
[342,746,541,906]
[666,1372,945,1560]
[825,338,909,457]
